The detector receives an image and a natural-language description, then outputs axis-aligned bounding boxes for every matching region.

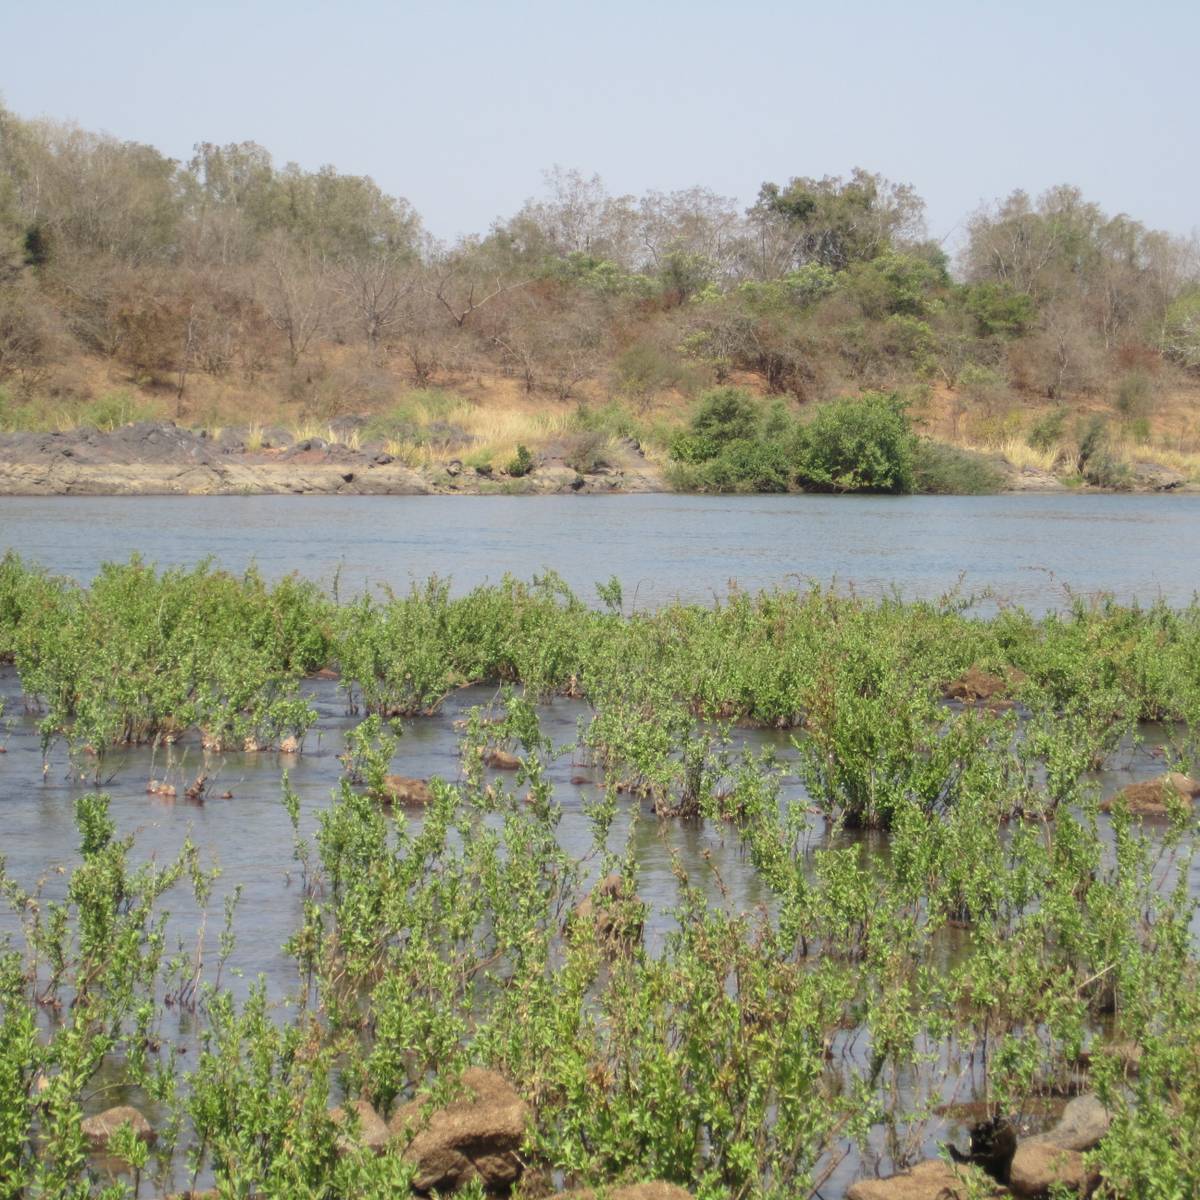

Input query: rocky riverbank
[0,423,665,496]
[0,422,1193,496]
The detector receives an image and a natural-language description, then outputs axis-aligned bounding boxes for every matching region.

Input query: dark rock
[949,1114,1017,1180]
[1129,460,1186,491]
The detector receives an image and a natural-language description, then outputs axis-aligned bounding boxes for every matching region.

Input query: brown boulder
[388,1067,527,1193]
[1009,1142,1098,1197]
[944,667,1024,704]
[81,1105,155,1153]
[1032,1094,1110,1153]
[1101,773,1199,817]
[378,775,433,806]
[846,1159,1006,1200]
[485,748,521,770]
[570,874,644,946]
[553,1186,693,1200]
[329,1097,390,1155]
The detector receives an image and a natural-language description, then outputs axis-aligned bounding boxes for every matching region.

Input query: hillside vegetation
[1,103,1199,489]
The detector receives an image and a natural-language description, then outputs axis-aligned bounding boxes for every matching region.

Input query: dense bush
[793,391,916,493]
[912,439,1005,494]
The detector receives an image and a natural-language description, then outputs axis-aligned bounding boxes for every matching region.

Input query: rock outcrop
[0,422,666,496]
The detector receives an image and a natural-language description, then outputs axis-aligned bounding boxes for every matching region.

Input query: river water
[2,492,1200,612]
[1,493,1197,1193]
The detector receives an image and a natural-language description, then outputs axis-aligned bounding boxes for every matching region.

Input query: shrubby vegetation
[0,556,1198,1196]
[0,103,1198,483]
[667,388,1001,494]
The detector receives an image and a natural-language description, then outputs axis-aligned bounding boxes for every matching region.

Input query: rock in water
[943,667,1023,703]
[329,1097,389,1155]
[377,775,433,807]
[1101,773,1199,817]
[485,748,521,770]
[81,1105,155,1152]
[388,1067,527,1193]
[846,1159,1006,1200]
[570,874,644,946]
[1009,1142,1098,1197]
[1032,1093,1111,1153]
[552,1186,694,1200]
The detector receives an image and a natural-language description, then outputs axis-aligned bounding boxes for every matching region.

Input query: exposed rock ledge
[0,424,665,496]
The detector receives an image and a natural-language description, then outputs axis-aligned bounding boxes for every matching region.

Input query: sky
[3,0,1197,251]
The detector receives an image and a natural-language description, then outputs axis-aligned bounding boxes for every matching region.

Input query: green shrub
[1162,292,1200,368]
[1076,416,1130,489]
[913,440,1005,495]
[364,389,469,446]
[79,390,158,431]
[669,438,792,493]
[793,391,916,493]
[507,443,534,477]
[961,281,1036,337]
[1115,370,1155,420]
[1027,408,1066,452]
[670,387,761,464]
[570,399,644,443]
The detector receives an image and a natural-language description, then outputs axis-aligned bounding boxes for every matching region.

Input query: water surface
[3,492,1199,612]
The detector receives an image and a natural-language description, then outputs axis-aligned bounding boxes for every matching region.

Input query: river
[2,492,1199,612]
[1,492,1197,1194]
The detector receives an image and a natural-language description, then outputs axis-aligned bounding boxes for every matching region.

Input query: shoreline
[0,422,1193,497]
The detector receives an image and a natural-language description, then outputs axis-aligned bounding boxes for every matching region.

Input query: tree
[336,249,415,353]
[749,168,926,274]
[259,234,334,366]
[502,167,640,269]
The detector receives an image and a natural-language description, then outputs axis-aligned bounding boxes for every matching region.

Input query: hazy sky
[3,0,1197,250]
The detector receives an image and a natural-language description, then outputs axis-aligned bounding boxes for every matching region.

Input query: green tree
[794,391,916,493]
